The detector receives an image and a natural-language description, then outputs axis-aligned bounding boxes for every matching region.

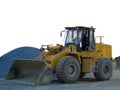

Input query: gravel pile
[114,56,120,68]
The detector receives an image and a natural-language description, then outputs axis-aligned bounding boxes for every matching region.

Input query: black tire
[94,57,113,81]
[56,56,80,83]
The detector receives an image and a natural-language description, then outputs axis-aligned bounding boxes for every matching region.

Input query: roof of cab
[65,26,95,29]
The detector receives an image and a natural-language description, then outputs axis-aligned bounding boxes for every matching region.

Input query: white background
[0,0,120,58]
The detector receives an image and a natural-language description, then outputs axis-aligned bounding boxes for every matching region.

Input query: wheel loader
[6,26,114,85]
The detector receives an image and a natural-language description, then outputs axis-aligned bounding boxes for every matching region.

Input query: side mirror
[60,31,63,37]
[60,32,62,37]
[60,30,66,37]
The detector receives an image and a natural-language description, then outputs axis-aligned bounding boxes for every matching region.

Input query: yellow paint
[96,43,112,59]
[43,42,112,72]
[82,59,95,72]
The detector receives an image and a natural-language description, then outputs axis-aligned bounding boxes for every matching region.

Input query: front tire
[56,56,80,83]
[94,57,113,81]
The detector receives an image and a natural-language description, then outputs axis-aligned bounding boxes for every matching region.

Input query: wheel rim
[67,64,77,77]
[103,65,109,74]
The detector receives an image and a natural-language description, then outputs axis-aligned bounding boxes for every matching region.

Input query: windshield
[65,29,82,44]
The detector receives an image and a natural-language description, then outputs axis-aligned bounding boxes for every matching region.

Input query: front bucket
[6,59,52,85]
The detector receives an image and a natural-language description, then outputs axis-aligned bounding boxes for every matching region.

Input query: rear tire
[56,56,80,83]
[94,57,112,81]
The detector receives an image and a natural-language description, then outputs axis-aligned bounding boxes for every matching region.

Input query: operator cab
[64,26,95,52]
